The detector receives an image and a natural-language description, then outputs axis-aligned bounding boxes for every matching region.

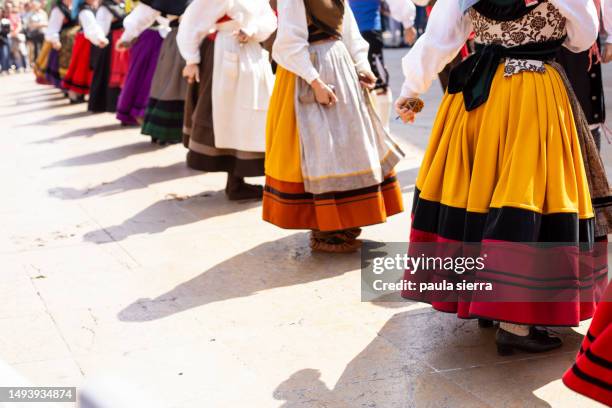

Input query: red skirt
[109,29,130,88]
[62,32,92,94]
[563,281,612,406]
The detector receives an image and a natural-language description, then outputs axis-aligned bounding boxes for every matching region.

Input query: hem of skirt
[262,174,404,231]
[186,150,264,178]
[562,368,612,406]
[141,124,183,142]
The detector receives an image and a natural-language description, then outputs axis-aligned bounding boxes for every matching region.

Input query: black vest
[140,0,191,16]
[473,0,543,21]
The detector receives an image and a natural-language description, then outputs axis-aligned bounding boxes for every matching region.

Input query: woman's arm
[236,0,277,43]
[551,0,598,53]
[95,6,113,37]
[44,7,63,43]
[119,2,160,43]
[399,0,471,98]
[80,8,107,46]
[177,0,229,65]
[272,0,319,83]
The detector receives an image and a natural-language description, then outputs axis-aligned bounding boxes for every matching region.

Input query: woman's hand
[404,27,417,46]
[358,71,377,90]
[115,39,132,52]
[311,78,338,107]
[395,96,420,124]
[603,43,612,64]
[97,38,109,48]
[236,29,250,44]
[182,63,200,84]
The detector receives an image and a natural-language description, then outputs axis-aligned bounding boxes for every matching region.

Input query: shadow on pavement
[48,162,199,199]
[117,233,359,321]
[82,190,260,243]
[44,141,158,168]
[33,123,128,144]
[272,311,583,407]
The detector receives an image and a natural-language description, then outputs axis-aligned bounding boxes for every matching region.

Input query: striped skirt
[263,64,403,231]
[401,63,608,327]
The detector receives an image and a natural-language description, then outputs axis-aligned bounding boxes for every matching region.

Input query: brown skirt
[183,38,265,177]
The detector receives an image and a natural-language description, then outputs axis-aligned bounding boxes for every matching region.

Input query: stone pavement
[0,50,609,407]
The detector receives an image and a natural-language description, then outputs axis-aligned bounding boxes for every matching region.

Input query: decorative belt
[448,37,565,111]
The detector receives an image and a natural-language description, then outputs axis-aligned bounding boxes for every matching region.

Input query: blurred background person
[24,0,48,66]
[0,10,10,73]
[4,1,27,72]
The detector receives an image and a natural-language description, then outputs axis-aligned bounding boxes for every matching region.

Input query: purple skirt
[116,29,164,125]
[45,49,63,89]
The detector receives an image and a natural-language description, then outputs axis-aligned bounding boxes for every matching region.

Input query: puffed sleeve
[551,0,599,52]
[120,2,160,43]
[272,0,320,84]
[399,0,472,98]
[237,0,278,43]
[44,7,64,43]
[341,4,370,72]
[96,6,114,37]
[386,0,417,29]
[177,0,228,65]
[80,9,107,45]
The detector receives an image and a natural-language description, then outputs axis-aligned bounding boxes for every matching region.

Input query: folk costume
[121,0,191,145]
[115,5,167,125]
[563,281,612,406]
[348,0,416,129]
[264,0,405,252]
[62,0,108,101]
[87,0,128,113]
[177,0,277,200]
[399,0,610,354]
[43,1,78,89]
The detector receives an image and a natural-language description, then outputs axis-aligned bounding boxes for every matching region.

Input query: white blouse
[44,7,64,43]
[96,6,115,37]
[177,0,277,65]
[119,3,161,43]
[400,0,599,98]
[273,0,370,84]
[79,8,108,45]
[386,0,417,29]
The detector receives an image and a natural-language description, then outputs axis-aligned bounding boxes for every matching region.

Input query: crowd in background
[0,0,427,74]
[0,0,48,73]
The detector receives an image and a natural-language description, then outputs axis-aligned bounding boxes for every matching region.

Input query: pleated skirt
[183,38,265,177]
[62,32,92,95]
[141,27,187,143]
[116,29,163,125]
[88,41,119,112]
[263,66,403,232]
[563,281,612,406]
[401,63,608,326]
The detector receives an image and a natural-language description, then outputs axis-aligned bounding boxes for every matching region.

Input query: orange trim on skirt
[263,173,403,231]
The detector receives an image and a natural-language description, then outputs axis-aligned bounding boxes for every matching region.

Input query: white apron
[212,20,274,153]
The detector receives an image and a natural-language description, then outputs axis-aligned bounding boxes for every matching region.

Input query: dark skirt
[141,27,186,143]
[88,37,120,113]
[183,38,264,177]
[116,29,163,125]
[45,48,62,88]
[557,41,606,126]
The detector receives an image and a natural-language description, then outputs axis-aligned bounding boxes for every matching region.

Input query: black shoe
[495,327,562,356]
[225,176,263,201]
[478,318,495,328]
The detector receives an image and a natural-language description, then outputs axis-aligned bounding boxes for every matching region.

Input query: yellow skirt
[34,41,52,84]
[263,66,403,231]
[413,63,593,239]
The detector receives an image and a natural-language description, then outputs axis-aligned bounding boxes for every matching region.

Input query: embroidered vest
[304,0,344,42]
[469,0,566,76]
